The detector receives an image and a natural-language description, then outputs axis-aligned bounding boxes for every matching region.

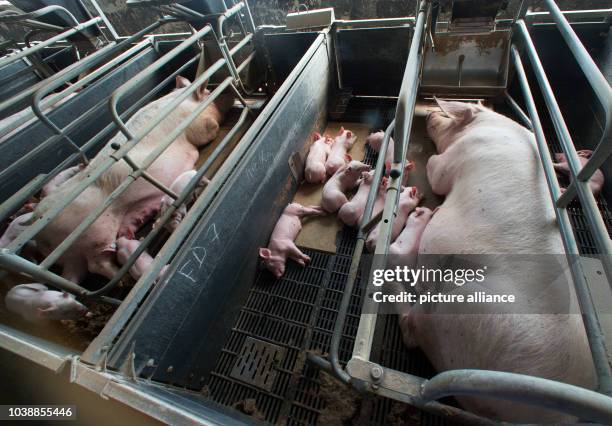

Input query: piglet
[259,203,326,278]
[325,127,357,176]
[116,237,168,281]
[321,160,371,213]
[0,212,33,247]
[41,164,85,198]
[388,207,434,262]
[366,130,394,172]
[305,133,333,184]
[366,186,422,251]
[338,171,387,227]
[155,169,210,232]
[553,150,604,196]
[5,283,88,323]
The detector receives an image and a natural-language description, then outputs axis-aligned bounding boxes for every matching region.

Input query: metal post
[420,369,612,424]
[542,0,612,204]
[0,17,102,69]
[352,0,428,361]
[511,45,612,394]
[516,21,612,285]
[308,121,396,383]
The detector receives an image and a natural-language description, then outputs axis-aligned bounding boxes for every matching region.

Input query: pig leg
[87,250,121,280]
[116,237,168,281]
[296,205,326,218]
[163,173,209,232]
[426,154,453,196]
[288,244,310,267]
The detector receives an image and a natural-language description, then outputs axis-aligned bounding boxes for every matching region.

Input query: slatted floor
[199,98,612,425]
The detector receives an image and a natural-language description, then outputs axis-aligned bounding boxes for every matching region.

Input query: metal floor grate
[204,134,450,425]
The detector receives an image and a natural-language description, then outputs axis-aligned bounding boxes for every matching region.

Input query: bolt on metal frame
[0,3,257,301]
[309,0,612,422]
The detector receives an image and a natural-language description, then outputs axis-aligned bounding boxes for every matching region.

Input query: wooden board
[293,119,444,253]
[294,122,371,253]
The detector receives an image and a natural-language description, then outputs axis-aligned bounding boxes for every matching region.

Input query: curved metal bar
[0,5,79,27]
[511,45,612,394]
[351,0,427,362]
[0,17,102,70]
[311,121,396,383]
[108,24,213,139]
[516,21,612,282]
[420,369,612,424]
[542,0,612,187]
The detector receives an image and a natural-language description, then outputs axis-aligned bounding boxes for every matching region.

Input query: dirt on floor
[232,398,266,421]
[317,369,422,426]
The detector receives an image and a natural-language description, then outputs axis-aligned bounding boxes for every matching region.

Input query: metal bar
[504,90,532,130]
[517,21,612,282]
[0,17,102,70]
[313,120,396,384]
[512,45,612,394]
[0,18,170,135]
[352,0,427,361]
[4,29,232,253]
[38,77,234,272]
[89,104,251,298]
[0,48,194,225]
[0,249,90,296]
[420,369,612,424]
[0,39,151,149]
[542,0,612,198]
[0,6,79,26]
[87,31,327,366]
[85,0,120,40]
[109,24,214,139]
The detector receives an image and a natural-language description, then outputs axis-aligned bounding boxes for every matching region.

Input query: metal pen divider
[0,18,174,142]
[516,20,612,283]
[0,17,102,70]
[0,4,257,299]
[306,0,612,422]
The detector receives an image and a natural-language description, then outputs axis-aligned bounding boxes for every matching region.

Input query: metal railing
[0,3,258,303]
[310,0,612,423]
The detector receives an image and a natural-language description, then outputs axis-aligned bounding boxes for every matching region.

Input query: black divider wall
[108,33,331,388]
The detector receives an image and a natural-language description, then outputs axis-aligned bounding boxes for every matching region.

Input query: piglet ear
[344,153,352,162]
[195,83,209,102]
[415,208,425,217]
[259,248,271,259]
[176,75,191,89]
[338,126,345,136]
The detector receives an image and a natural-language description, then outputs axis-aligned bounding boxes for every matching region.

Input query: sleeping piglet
[305,133,333,184]
[259,203,326,278]
[321,160,371,213]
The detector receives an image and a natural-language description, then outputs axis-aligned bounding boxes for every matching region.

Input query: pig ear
[176,75,191,89]
[344,153,352,162]
[414,208,425,217]
[338,126,345,136]
[434,98,471,118]
[195,83,209,102]
[259,248,271,259]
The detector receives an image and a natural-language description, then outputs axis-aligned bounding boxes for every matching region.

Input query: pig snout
[5,284,88,323]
